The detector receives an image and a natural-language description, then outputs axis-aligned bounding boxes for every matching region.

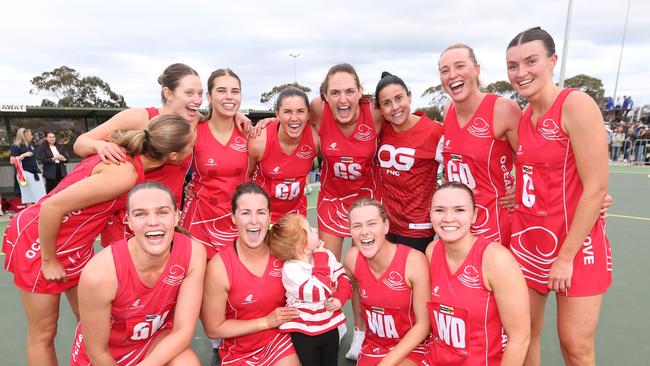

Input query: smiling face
[277,95,309,140]
[430,186,477,244]
[324,71,362,125]
[232,192,271,250]
[46,132,56,145]
[438,47,481,103]
[127,188,179,257]
[163,74,203,122]
[378,83,412,127]
[208,75,242,119]
[349,204,389,260]
[506,40,557,99]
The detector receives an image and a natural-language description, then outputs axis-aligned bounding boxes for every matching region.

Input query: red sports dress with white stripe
[70,232,192,366]
[181,121,249,258]
[428,237,504,365]
[354,244,428,365]
[509,88,612,296]
[2,155,144,294]
[379,112,443,238]
[318,99,380,237]
[442,94,514,244]
[279,250,351,335]
[252,120,316,223]
[219,242,296,365]
[101,107,192,247]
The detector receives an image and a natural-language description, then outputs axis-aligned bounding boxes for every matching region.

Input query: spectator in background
[611,125,626,162]
[37,131,69,193]
[10,128,46,204]
[614,96,623,118]
[604,96,614,121]
[634,125,648,164]
[623,95,634,117]
[605,123,614,156]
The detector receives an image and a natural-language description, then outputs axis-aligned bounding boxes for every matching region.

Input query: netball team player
[249,87,319,223]
[2,115,195,365]
[506,27,612,366]
[438,44,520,244]
[426,182,530,365]
[201,183,300,365]
[70,182,206,365]
[181,68,251,258]
[375,72,443,253]
[343,198,431,365]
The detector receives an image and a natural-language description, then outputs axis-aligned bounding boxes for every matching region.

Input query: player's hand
[324,297,342,311]
[600,193,613,219]
[97,141,127,164]
[547,257,573,293]
[234,112,253,137]
[499,186,516,209]
[265,307,299,328]
[184,180,196,201]
[251,118,275,139]
[55,154,67,162]
[314,240,327,253]
[41,258,68,282]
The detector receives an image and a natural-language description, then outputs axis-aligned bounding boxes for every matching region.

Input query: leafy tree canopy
[30,66,127,108]
[260,82,312,109]
[563,74,606,108]
[482,80,526,108]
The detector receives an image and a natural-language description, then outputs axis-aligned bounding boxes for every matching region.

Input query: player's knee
[559,336,594,365]
[28,321,57,344]
[529,315,544,337]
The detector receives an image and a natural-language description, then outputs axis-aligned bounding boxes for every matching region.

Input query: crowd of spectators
[605,118,649,164]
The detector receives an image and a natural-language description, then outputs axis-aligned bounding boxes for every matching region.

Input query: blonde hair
[349,198,388,222]
[269,214,308,261]
[439,43,481,87]
[111,114,193,161]
[12,128,31,147]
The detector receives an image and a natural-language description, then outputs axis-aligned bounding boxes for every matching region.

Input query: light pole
[289,53,300,83]
[559,0,573,87]
[612,0,631,104]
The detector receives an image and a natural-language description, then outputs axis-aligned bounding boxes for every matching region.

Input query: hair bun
[381,71,392,79]
[157,74,164,86]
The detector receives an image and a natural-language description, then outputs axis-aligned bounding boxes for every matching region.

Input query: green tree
[483,80,526,108]
[563,74,605,108]
[421,84,449,111]
[30,66,127,108]
[260,82,312,109]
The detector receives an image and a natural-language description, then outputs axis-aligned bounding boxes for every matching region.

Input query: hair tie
[143,129,150,140]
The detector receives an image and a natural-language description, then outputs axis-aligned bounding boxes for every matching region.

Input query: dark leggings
[386,232,434,254]
[290,328,339,366]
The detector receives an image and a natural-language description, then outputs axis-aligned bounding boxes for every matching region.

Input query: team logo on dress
[353,124,376,142]
[510,226,559,285]
[328,142,338,150]
[432,285,440,297]
[269,259,283,277]
[205,158,217,168]
[359,288,368,299]
[272,166,281,174]
[229,136,248,152]
[538,118,567,141]
[162,265,186,286]
[130,299,142,309]
[295,145,315,159]
[457,265,481,289]
[242,294,257,305]
[382,271,408,291]
[466,117,491,138]
[61,210,82,223]
[445,139,451,147]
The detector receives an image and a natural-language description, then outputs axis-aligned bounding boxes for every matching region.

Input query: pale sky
[1,0,648,111]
